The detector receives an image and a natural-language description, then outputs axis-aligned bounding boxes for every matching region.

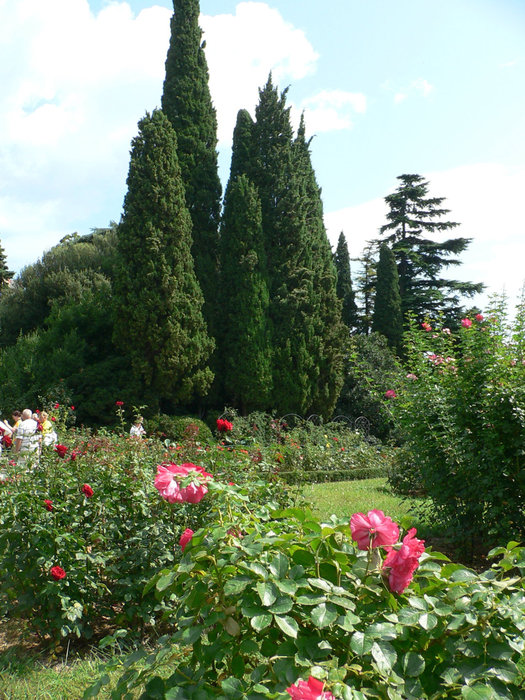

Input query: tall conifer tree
[379,174,483,321]
[0,239,14,289]
[113,110,214,407]
[218,173,271,413]
[372,243,403,354]
[161,0,222,326]
[334,232,358,331]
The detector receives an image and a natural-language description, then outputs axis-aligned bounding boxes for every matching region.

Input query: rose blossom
[154,462,212,504]
[421,322,431,331]
[44,499,53,511]
[461,318,472,328]
[216,418,233,433]
[179,528,194,552]
[115,400,124,407]
[350,510,399,550]
[286,676,335,700]
[406,373,418,381]
[50,566,66,581]
[55,444,68,458]
[384,389,397,399]
[475,313,484,321]
[81,483,94,498]
[383,528,425,594]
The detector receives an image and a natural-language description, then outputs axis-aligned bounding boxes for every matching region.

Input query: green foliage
[113,109,214,407]
[336,333,404,440]
[0,237,14,288]
[218,172,272,413]
[148,414,213,446]
[161,0,222,325]
[371,243,403,354]
[334,232,358,331]
[391,296,525,549]
[91,499,525,699]
[378,174,484,322]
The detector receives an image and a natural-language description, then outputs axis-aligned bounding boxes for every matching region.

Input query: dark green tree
[372,243,403,354]
[161,0,222,327]
[333,232,358,331]
[354,242,377,335]
[379,174,483,321]
[0,240,14,290]
[113,110,214,408]
[218,173,272,414]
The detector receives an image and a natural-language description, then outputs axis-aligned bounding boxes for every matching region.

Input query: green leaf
[418,612,438,630]
[350,631,374,655]
[224,617,241,636]
[250,614,272,631]
[307,577,332,592]
[155,571,176,592]
[268,596,294,614]
[461,685,495,699]
[402,651,425,677]
[273,614,299,638]
[371,640,397,676]
[224,577,252,596]
[276,579,299,595]
[269,553,289,578]
[221,677,243,698]
[256,581,277,607]
[310,603,338,629]
[296,593,326,606]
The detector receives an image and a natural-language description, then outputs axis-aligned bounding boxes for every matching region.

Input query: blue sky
[1,0,524,310]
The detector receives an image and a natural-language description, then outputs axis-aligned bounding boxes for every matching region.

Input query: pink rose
[179,528,194,552]
[384,389,397,399]
[350,510,399,550]
[383,528,425,594]
[461,318,472,328]
[475,313,484,321]
[421,322,431,332]
[154,462,212,504]
[406,373,418,381]
[286,676,335,699]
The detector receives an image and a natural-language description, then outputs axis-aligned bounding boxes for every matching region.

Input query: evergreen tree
[333,232,358,330]
[354,242,377,335]
[218,173,272,414]
[0,240,13,290]
[229,109,254,182]
[372,243,403,354]
[113,110,214,408]
[379,174,483,321]
[161,0,222,326]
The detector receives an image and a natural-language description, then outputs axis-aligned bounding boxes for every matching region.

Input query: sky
[1,0,524,312]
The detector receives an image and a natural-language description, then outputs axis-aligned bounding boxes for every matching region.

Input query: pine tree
[161,0,222,326]
[113,110,214,407]
[379,174,483,321]
[333,232,358,331]
[354,242,377,335]
[0,240,14,289]
[218,173,272,414]
[372,243,403,354]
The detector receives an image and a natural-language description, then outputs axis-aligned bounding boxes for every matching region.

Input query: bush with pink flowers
[89,492,525,699]
[389,296,525,552]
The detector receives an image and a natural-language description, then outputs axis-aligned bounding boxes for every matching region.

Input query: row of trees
[0,0,482,425]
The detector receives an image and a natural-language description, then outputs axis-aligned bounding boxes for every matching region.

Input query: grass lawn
[302,477,424,526]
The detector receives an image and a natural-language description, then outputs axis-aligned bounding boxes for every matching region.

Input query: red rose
[54,403,60,409]
[51,416,56,422]
[44,499,53,511]
[179,528,194,552]
[55,444,68,458]
[115,401,124,407]
[50,566,66,580]
[216,418,233,433]
[70,406,75,410]
[82,483,94,498]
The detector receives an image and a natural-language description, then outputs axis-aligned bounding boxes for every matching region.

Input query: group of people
[0,408,58,466]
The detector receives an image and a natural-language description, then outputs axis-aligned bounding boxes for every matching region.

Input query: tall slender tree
[113,110,214,408]
[218,173,272,413]
[161,0,222,326]
[372,243,403,354]
[333,232,358,331]
[379,174,483,321]
[354,242,377,335]
[0,240,13,290]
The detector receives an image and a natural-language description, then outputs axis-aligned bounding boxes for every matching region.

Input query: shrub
[391,296,525,551]
[89,493,525,699]
[148,414,214,446]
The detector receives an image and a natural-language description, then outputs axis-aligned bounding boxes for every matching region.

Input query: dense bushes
[389,297,525,550]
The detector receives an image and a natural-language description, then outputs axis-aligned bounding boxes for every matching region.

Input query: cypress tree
[379,174,483,321]
[218,173,271,414]
[334,232,358,330]
[354,242,377,335]
[372,243,403,354]
[292,117,345,417]
[113,110,214,407]
[161,0,222,326]
[0,240,14,290]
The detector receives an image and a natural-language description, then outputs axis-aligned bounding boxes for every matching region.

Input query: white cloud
[325,164,525,311]
[391,77,434,104]
[293,89,367,136]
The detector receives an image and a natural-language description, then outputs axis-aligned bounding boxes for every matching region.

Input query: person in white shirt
[14,409,40,466]
[130,416,146,438]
